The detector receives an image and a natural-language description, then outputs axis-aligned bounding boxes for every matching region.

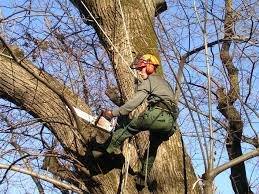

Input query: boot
[135,173,146,191]
[91,138,110,159]
[92,150,105,159]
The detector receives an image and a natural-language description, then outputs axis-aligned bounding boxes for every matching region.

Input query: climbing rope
[120,142,131,194]
[192,177,203,190]
[118,0,134,63]
[144,140,150,185]
[80,0,137,79]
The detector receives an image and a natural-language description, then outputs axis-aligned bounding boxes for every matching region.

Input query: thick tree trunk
[71,0,162,101]
[70,0,201,193]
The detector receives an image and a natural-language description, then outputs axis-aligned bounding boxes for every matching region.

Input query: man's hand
[102,110,113,120]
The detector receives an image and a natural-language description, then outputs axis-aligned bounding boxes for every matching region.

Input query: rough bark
[70,0,201,193]
[71,0,161,100]
[0,53,86,155]
[0,50,109,192]
[217,0,253,193]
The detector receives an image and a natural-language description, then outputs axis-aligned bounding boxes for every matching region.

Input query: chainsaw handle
[94,110,104,126]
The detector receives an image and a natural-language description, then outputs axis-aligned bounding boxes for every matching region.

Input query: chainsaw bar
[70,106,116,133]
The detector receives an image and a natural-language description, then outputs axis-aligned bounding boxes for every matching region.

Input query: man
[95,54,178,189]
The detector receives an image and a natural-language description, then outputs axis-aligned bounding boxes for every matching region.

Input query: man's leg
[140,133,166,177]
[135,133,165,189]
[106,113,146,154]
[106,127,135,154]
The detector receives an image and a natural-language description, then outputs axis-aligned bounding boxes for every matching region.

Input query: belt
[151,101,173,112]
[155,101,171,110]
[150,101,179,119]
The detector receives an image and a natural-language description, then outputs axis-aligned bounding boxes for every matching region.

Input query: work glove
[102,110,113,120]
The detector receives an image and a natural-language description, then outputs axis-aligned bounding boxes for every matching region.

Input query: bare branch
[207,148,259,179]
[0,163,83,193]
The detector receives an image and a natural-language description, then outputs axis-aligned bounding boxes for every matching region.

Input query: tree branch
[0,36,84,141]
[207,148,259,179]
[0,163,83,193]
[0,39,111,156]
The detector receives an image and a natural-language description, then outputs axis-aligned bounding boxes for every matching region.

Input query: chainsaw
[69,106,117,133]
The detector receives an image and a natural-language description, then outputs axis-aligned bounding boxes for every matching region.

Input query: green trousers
[106,106,176,176]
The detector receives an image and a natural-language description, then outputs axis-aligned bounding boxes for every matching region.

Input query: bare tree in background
[156,0,259,193]
[0,0,258,194]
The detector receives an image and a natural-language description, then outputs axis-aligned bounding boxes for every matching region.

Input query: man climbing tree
[92,54,178,189]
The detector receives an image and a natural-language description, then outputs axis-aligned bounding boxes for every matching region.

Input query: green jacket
[112,74,176,117]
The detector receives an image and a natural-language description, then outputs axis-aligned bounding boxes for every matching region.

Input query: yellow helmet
[131,54,160,75]
[131,54,160,69]
[140,54,160,66]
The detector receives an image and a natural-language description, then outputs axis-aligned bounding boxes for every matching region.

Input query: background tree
[0,0,258,194]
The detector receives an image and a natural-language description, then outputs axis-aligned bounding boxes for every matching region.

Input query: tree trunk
[70,0,201,193]
[217,0,253,193]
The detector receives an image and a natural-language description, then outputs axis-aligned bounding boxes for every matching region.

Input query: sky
[0,0,258,193]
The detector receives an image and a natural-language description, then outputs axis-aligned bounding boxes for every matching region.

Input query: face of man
[137,67,148,79]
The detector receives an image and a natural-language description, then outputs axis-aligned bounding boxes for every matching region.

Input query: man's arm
[112,90,148,116]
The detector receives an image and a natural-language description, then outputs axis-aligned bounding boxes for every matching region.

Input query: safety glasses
[131,59,148,70]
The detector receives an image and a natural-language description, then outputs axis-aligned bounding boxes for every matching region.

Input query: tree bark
[0,51,109,192]
[70,0,201,193]
[217,0,253,193]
